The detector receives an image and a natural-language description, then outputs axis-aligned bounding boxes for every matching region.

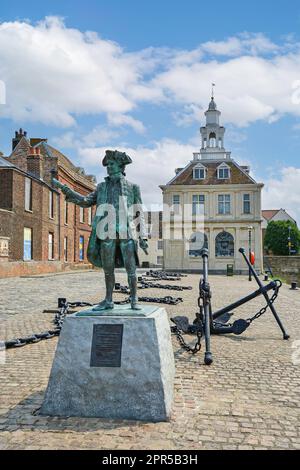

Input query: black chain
[115,295,183,305]
[171,324,202,354]
[213,280,281,329]
[3,301,92,349]
[116,282,192,292]
[140,281,192,291]
[144,270,187,279]
[246,280,281,324]
[171,279,208,355]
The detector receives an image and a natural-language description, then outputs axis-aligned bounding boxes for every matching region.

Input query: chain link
[4,301,92,349]
[171,324,202,354]
[171,278,209,355]
[213,280,281,330]
[115,295,183,305]
[246,281,281,324]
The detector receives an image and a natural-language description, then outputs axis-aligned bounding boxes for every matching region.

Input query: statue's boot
[128,273,142,310]
[92,299,114,311]
[92,272,115,311]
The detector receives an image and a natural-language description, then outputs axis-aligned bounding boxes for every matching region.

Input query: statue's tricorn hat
[102,150,132,167]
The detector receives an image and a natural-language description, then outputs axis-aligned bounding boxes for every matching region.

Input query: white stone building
[139,211,164,268]
[160,96,264,273]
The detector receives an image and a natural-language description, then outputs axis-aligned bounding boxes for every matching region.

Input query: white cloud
[2,18,300,131]
[201,33,279,57]
[152,52,300,126]
[52,131,77,149]
[0,16,161,128]
[78,139,195,206]
[263,167,300,224]
[107,114,145,134]
[52,126,122,149]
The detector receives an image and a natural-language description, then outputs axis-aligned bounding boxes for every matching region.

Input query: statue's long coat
[64,179,147,268]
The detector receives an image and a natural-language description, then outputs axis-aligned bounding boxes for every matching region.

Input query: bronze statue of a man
[52,150,148,311]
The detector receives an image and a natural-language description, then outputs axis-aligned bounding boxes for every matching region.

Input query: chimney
[27,146,43,179]
[241,165,250,174]
[12,128,27,151]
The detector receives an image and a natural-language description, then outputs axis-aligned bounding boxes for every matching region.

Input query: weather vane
[212,82,216,99]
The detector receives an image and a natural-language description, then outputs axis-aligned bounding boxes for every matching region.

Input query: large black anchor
[171,248,290,365]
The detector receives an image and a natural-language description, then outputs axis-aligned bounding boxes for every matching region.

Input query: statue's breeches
[100,238,137,275]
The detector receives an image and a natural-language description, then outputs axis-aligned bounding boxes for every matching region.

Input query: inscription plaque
[90,324,123,367]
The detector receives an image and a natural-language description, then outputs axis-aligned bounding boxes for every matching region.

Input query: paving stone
[0,271,299,449]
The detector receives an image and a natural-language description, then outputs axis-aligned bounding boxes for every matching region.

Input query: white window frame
[218,194,231,215]
[192,194,205,216]
[193,164,206,180]
[48,232,54,260]
[217,163,230,180]
[88,207,92,225]
[25,177,32,212]
[64,201,68,225]
[172,194,180,205]
[49,190,54,219]
[172,194,181,214]
[157,256,163,265]
[243,194,251,214]
[79,207,84,224]
[64,236,68,262]
[23,227,33,261]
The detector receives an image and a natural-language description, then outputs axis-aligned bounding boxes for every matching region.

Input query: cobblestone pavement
[0,270,300,450]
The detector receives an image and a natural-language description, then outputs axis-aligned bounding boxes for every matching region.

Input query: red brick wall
[0,169,60,262]
[0,260,95,278]
[58,169,96,264]
[1,136,96,273]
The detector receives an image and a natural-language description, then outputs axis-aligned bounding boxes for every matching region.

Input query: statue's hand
[139,238,149,255]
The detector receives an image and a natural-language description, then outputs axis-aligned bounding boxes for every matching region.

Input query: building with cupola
[160,95,264,273]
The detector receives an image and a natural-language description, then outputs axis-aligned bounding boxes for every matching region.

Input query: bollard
[264,275,269,281]
[290,282,298,290]
[58,298,67,308]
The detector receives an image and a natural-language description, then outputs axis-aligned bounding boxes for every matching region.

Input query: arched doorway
[215,231,234,257]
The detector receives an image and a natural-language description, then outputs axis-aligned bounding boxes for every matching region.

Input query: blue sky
[1,0,300,221]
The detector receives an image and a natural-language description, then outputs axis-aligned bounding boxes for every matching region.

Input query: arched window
[189,232,208,257]
[209,132,216,147]
[215,231,234,257]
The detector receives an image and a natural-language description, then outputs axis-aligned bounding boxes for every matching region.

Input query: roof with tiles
[8,134,96,188]
[0,156,16,168]
[262,210,279,220]
[168,160,256,186]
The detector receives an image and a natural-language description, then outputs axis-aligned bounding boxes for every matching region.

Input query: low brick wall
[264,256,300,283]
[0,260,94,278]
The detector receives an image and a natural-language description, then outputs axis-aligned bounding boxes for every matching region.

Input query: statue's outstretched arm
[52,177,97,207]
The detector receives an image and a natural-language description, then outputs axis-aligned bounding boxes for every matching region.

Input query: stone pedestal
[40,305,175,422]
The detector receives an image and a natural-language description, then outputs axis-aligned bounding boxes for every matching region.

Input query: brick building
[0,129,96,277]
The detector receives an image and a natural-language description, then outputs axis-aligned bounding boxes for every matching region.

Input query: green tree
[264,220,300,255]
